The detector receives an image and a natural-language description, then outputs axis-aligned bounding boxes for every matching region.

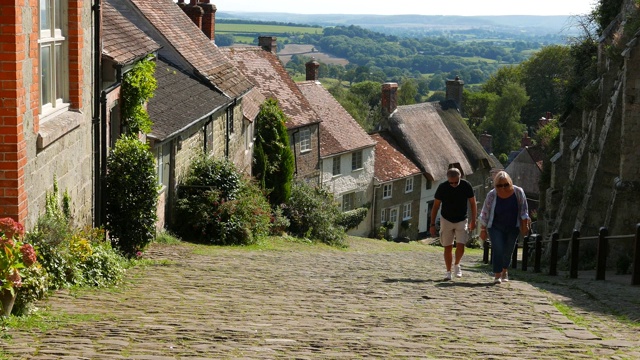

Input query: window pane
[40,0,50,32]
[41,45,51,106]
[54,0,61,30]
[55,43,63,101]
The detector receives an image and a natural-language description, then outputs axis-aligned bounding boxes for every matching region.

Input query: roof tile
[298,80,375,158]
[371,131,421,183]
[220,47,320,129]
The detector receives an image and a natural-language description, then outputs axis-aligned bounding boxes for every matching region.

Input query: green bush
[13,263,48,316]
[270,206,290,236]
[282,182,346,246]
[174,156,272,245]
[105,136,158,257]
[252,99,295,206]
[338,207,368,231]
[76,241,126,287]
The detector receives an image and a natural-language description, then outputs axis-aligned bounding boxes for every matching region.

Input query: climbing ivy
[122,56,157,135]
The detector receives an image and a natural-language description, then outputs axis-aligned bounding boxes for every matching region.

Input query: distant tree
[463,90,499,136]
[428,74,445,91]
[252,99,295,206]
[215,34,235,47]
[397,78,418,105]
[479,82,529,156]
[481,65,522,96]
[520,45,572,127]
[426,91,446,102]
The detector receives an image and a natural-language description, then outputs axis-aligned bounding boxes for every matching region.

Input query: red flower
[0,217,24,239]
[20,243,37,267]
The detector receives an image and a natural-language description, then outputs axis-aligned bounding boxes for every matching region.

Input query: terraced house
[298,60,376,237]
[0,0,96,227]
[105,0,258,227]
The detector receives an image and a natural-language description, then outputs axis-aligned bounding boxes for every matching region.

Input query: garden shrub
[282,182,346,246]
[270,206,290,236]
[339,207,368,231]
[174,156,272,245]
[252,99,295,206]
[105,135,158,257]
[13,264,48,316]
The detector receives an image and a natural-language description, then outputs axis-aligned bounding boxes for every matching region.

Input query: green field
[216,23,322,36]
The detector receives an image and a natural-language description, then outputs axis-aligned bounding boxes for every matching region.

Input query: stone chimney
[381,83,398,118]
[479,131,493,154]
[259,36,277,54]
[521,132,532,148]
[445,75,464,111]
[305,58,320,81]
[177,0,216,40]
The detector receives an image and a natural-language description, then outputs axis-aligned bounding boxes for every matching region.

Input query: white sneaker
[501,273,509,282]
[454,264,462,278]
[494,277,502,284]
[444,271,452,281]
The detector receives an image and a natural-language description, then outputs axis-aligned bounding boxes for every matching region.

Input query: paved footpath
[2,238,640,359]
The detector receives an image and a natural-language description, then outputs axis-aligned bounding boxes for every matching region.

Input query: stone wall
[290,124,320,183]
[373,175,422,240]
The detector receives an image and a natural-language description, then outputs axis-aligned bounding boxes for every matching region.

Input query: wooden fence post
[633,224,640,286]
[534,234,542,273]
[549,233,559,276]
[570,230,580,279]
[596,227,608,281]
[522,234,529,271]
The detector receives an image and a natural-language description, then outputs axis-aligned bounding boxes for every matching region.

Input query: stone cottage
[221,37,322,183]
[379,80,498,236]
[105,0,256,228]
[370,131,423,240]
[298,60,376,237]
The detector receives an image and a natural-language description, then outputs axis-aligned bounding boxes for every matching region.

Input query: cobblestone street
[2,238,639,359]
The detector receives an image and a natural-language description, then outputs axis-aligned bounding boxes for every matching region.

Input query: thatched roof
[387,100,497,180]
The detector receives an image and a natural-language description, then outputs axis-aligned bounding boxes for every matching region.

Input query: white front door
[389,207,399,239]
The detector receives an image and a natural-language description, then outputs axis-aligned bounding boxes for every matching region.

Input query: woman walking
[479,171,530,284]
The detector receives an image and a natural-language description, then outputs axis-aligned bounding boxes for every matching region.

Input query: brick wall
[0,1,32,222]
[0,0,94,228]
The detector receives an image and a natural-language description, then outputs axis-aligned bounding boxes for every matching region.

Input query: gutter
[92,0,102,227]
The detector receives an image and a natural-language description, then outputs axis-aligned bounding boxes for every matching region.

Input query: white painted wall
[320,146,375,237]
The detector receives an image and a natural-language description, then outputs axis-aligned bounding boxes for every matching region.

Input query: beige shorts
[439,217,469,247]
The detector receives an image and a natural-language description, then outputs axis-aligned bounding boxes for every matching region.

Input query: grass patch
[154,230,182,245]
[552,300,588,327]
[2,310,107,335]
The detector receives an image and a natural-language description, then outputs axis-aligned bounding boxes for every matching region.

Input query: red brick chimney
[180,1,203,30]
[479,131,493,154]
[200,0,216,41]
[259,36,277,54]
[521,132,532,148]
[305,58,320,81]
[381,82,398,118]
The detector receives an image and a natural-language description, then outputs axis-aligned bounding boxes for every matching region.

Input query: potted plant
[0,218,37,317]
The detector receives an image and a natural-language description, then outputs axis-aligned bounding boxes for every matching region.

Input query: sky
[210,0,596,16]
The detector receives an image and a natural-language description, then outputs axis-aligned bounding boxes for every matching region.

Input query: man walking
[430,168,477,280]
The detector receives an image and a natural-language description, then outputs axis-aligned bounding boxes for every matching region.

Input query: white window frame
[405,177,414,193]
[300,128,311,152]
[39,0,69,119]
[382,183,392,199]
[381,208,387,223]
[332,156,341,176]
[389,208,398,224]
[402,202,412,220]
[351,150,363,171]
